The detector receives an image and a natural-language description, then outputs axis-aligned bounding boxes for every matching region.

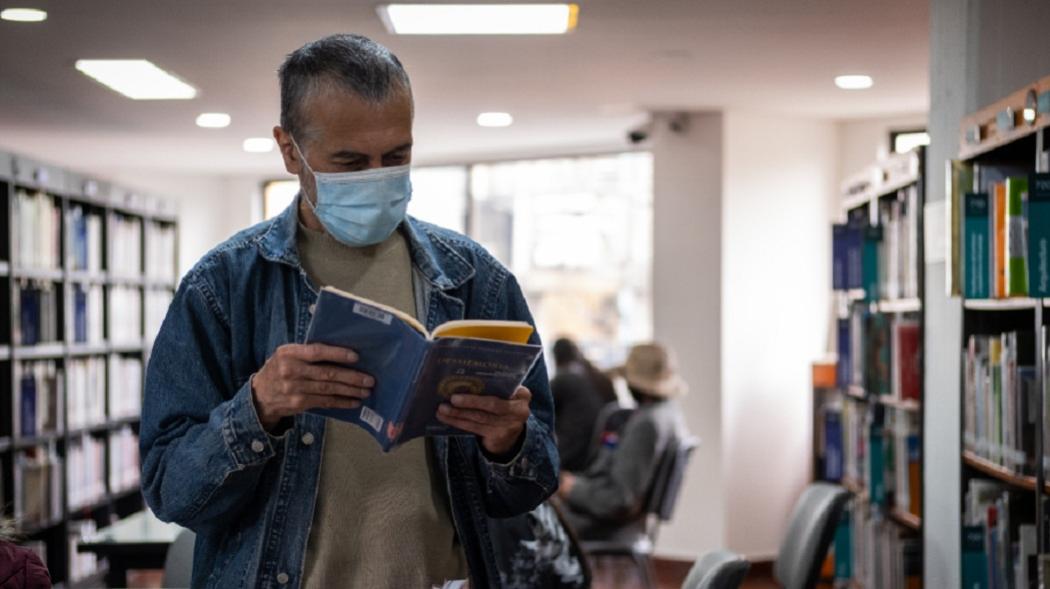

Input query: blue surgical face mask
[293,139,412,247]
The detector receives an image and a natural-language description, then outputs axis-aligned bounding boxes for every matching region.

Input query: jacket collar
[255,194,475,291]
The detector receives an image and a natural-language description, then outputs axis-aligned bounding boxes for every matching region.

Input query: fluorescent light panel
[835,74,873,90]
[0,8,47,22]
[243,138,275,153]
[379,4,578,35]
[477,112,513,127]
[196,113,231,128]
[75,60,197,100]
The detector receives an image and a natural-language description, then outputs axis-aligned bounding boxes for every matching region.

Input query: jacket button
[301,432,315,446]
[251,440,266,453]
[276,572,290,585]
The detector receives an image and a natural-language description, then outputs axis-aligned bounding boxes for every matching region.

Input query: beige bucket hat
[623,342,688,398]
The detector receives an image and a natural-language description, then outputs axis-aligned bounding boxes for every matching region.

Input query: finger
[296,380,372,399]
[299,394,362,411]
[436,411,495,437]
[510,386,532,402]
[280,343,358,364]
[439,404,505,427]
[298,363,375,388]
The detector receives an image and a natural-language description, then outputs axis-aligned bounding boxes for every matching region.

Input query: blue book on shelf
[862,224,882,301]
[20,373,36,438]
[832,224,848,290]
[836,318,851,388]
[19,287,39,346]
[962,525,988,589]
[74,287,87,343]
[845,224,864,290]
[1028,174,1050,297]
[823,409,844,481]
[964,192,991,299]
[304,286,543,452]
[832,511,852,579]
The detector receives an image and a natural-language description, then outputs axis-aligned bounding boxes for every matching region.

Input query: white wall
[721,112,839,559]
[837,113,927,183]
[650,112,726,558]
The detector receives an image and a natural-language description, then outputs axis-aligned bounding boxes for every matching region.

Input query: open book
[304,286,543,451]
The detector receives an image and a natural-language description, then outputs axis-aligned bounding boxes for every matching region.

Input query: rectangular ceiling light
[378,4,578,35]
[75,59,197,100]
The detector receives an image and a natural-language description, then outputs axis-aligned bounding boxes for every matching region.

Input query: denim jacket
[140,200,559,588]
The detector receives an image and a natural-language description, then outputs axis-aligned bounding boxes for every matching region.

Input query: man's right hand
[251,343,374,432]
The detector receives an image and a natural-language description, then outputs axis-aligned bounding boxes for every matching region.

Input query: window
[891,129,930,154]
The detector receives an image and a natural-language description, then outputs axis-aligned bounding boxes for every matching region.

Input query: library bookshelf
[815,147,926,587]
[0,150,177,587]
[952,74,1050,587]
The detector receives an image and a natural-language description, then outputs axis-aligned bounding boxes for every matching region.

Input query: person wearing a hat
[556,342,689,538]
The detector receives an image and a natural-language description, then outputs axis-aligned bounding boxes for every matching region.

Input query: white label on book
[353,302,392,325]
[359,405,384,432]
[925,199,946,264]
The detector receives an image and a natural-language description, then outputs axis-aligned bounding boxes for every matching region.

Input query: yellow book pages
[431,320,534,344]
[319,286,428,335]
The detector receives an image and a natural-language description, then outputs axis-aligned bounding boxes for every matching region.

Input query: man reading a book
[140,33,558,589]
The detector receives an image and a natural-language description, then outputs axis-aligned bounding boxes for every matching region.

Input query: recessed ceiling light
[196,113,231,128]
[0,8,47,22]
[477,112,513,128]
[243,138,275,153]
[75,59,197,100]
[378,3,578,35]
[835,75,874,90]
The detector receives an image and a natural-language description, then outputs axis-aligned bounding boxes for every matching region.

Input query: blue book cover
[823,409,844,481]
[845,222,864,290]
[836,318,851,388]
[962,525,989,589]
[964,192,991,299]
[20,372,36,438]
[304,287,543,452]
[1028,174,1050,297]
[832,224,848,290]
[74,286,87,343]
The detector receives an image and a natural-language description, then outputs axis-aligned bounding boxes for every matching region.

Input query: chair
[773,482,851,589]
[580,435,700,589]
[681,549,751,589]
[162,528,196,589]
[583,402,634,468]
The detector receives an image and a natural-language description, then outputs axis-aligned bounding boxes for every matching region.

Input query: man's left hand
[437,386,532,457]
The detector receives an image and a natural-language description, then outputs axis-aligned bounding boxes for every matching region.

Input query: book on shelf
[145,221,177,282]
[877,186,921,301]
[947,160,974,297]
[836,318,852,389]
[15,361,61,439]
[15,446,62,528]
[68,519,100,583]
[893,320,920,402]
[67,357,107,430]
[108,286,143,344]
[846,212,866,290]
[1004,177,1029,297]
[843,500,921,588]
[109,355,143,421]
[888,410,921,519]
[66,435,105,510]
[11,189,61,272]
[862,225,882,302]
[68,283,104,344]
[964,192,992,299]
[833,224,848,290]
[962,480,1038,589]
[108,212,142,278]
[66,204,103,273]
[304,286,542,452]
[823,402,845,482]
[1029,173,1050,297]
[14,282,59,346]
[108,425,140,493]
[993,182,1007,299]
[864,313,891,398]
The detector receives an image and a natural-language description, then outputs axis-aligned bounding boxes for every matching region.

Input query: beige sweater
[297,222,468,588]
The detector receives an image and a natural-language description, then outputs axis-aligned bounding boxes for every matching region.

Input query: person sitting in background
[550,338,618,473]
[557,342,688,538]
[0,521,51,589]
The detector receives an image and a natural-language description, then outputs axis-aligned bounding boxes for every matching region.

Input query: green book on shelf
[869,425,886,506]
[1005,176,1029,297]
[862,224,882,301]
[1029,173,1050,297]
[964,192,991,299]
[962,525,989,589]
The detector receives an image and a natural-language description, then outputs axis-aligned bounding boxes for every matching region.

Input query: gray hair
[278,34,412,141]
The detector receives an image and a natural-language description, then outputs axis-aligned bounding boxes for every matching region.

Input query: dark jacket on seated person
[0,540,51,589]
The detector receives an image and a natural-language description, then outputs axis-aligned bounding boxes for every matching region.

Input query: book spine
[833,224,848,290]
[1028,174,1050,297]
[1005,177,1029,297]
[994,182,1006,298]
[965,193,991,299]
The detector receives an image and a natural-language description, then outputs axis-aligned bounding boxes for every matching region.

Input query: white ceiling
[0,0,929,177]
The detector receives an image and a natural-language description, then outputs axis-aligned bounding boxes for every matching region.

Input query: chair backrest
[585,403,633,467]
[773,483,851,589]
[163,528,196,589]
[645,436,700,522]
[681,549,751,589]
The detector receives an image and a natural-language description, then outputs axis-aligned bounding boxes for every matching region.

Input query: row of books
[16,361,61,438]
[12,189,61,271]
[146,221,177,282]
[66,204,103,273]
[957,169,1050,299]
[68,519,100,583]
[108,213,142,279]
[68,357,106,431]
[822,399,920,518]
[831,186,921,300]
[109,425,140,492]
[15,446,63,528]
[69,283,104,344]
[836,309,921,401]
[963,331,1039,473]
[109,286,143,343]
[14,282,59,346]
[67,434,106,510]
[829,502,921,588]
[962,479,1043,589]
[109,355,143,420]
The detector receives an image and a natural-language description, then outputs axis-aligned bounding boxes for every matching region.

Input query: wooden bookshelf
[958,74,1050,161]
[0,150,178,585]
[962,451,1038,492]
[889,508,922,531]
[962,298,1045,311]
